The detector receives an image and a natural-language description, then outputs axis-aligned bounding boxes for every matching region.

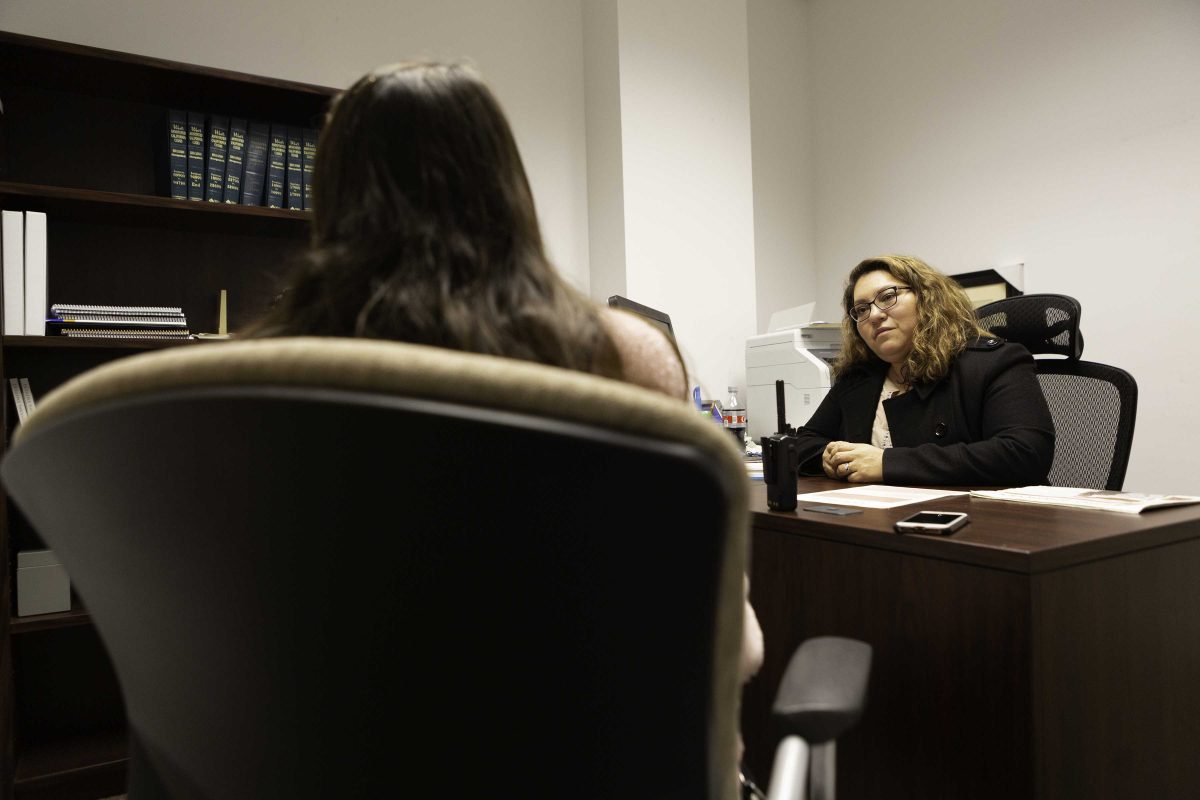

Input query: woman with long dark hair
[250,61,763,736]
[252,62,682,398]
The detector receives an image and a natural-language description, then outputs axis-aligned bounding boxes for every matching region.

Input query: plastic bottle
[723,385,747,449]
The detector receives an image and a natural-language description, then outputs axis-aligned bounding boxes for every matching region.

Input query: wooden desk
[742,477,1200,799]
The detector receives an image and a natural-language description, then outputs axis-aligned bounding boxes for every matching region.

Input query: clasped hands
[822,441,884,483]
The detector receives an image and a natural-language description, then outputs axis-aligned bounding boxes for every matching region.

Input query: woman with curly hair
[794,255,1055,486]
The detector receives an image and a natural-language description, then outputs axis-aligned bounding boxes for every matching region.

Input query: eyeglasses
[848,285,911,323]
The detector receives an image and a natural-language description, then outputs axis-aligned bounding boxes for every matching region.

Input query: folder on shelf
[23,210,47,336]
[9,377,29,424]
[19,377,35,411]
[1,210,23,335]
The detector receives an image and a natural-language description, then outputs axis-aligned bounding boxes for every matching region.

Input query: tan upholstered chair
[3,338,868,800]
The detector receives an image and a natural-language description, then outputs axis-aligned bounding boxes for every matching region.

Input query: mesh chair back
[976,293,1083,359]
[1035,360,1137,491]
[2,338,748,800]
[977,295,1137,491]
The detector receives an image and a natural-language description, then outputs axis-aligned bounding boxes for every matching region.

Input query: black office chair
[976,294,1137,490]
[2,337,869,800]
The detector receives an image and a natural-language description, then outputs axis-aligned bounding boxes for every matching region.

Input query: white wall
[11,0,1191,488]
[747,0,817,334]
[6,0,760,402]
[805,0,1200,493]
[612,0,758,400]
[582,0,627,302]
[0,0,592,291]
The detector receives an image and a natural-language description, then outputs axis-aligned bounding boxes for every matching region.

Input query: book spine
[1,210,23,335]
[62,329,192,339]
[23,211,47,336]
[241,122,269,207]
[49,316,188,327]
[266,125,287,209]
[186,111,205,201]
[9,378,28,425]
[50,304,183,314]
[223,118,247,204]
[167,110,188,200]
[205,115,229,202]
[50,314,188,323]
[18,377,35,411]
[51,310,183,318]
[285,126,304,211]
[302,128,317,211]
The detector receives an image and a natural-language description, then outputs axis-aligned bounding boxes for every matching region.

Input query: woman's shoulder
[955,336,1036,372]
[599,307,687,400]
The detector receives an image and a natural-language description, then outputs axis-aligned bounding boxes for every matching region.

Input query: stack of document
[970,486,1200,514]
[794,485,965,509]
[46,304,190,340]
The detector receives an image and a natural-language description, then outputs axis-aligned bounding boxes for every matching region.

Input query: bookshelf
[0,31,336,799]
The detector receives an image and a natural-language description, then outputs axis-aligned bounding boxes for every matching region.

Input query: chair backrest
[977,294,1137,490]
[2,338,749,800]
[976,293,1084,359]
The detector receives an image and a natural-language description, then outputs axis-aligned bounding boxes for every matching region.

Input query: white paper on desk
[970,486,1200,514]
[796,485,967,509]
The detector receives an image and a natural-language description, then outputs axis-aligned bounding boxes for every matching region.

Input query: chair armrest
[772,636,872,744]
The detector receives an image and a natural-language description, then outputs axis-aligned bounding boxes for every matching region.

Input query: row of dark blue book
[165,111,317,210]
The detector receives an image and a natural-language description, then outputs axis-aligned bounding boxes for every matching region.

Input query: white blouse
[871,376,906,449]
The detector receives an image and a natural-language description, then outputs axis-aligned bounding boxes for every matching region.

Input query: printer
[745,305,842,444]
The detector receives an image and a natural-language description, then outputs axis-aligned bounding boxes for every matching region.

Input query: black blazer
[794,337,1055,486]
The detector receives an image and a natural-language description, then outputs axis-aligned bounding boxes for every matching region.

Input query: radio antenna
[775,379,788,435]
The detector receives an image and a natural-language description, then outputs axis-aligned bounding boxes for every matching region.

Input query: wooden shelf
[10,607,93,635]
[0,29,333,122]
[4,335,202,351]
[0,181,311,237]
[1,30,323,800]
[14,729,127,800]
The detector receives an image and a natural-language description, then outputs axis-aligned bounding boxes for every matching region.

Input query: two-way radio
[761,379,801,511]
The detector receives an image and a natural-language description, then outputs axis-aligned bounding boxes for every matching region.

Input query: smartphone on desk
[894,511,970,535]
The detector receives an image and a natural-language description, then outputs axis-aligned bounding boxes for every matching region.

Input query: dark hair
[834,254,991,384]
[250,62,621,378]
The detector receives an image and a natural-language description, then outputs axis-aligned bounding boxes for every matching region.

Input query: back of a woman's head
[313,63,541,266]
[254,62,617,377]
